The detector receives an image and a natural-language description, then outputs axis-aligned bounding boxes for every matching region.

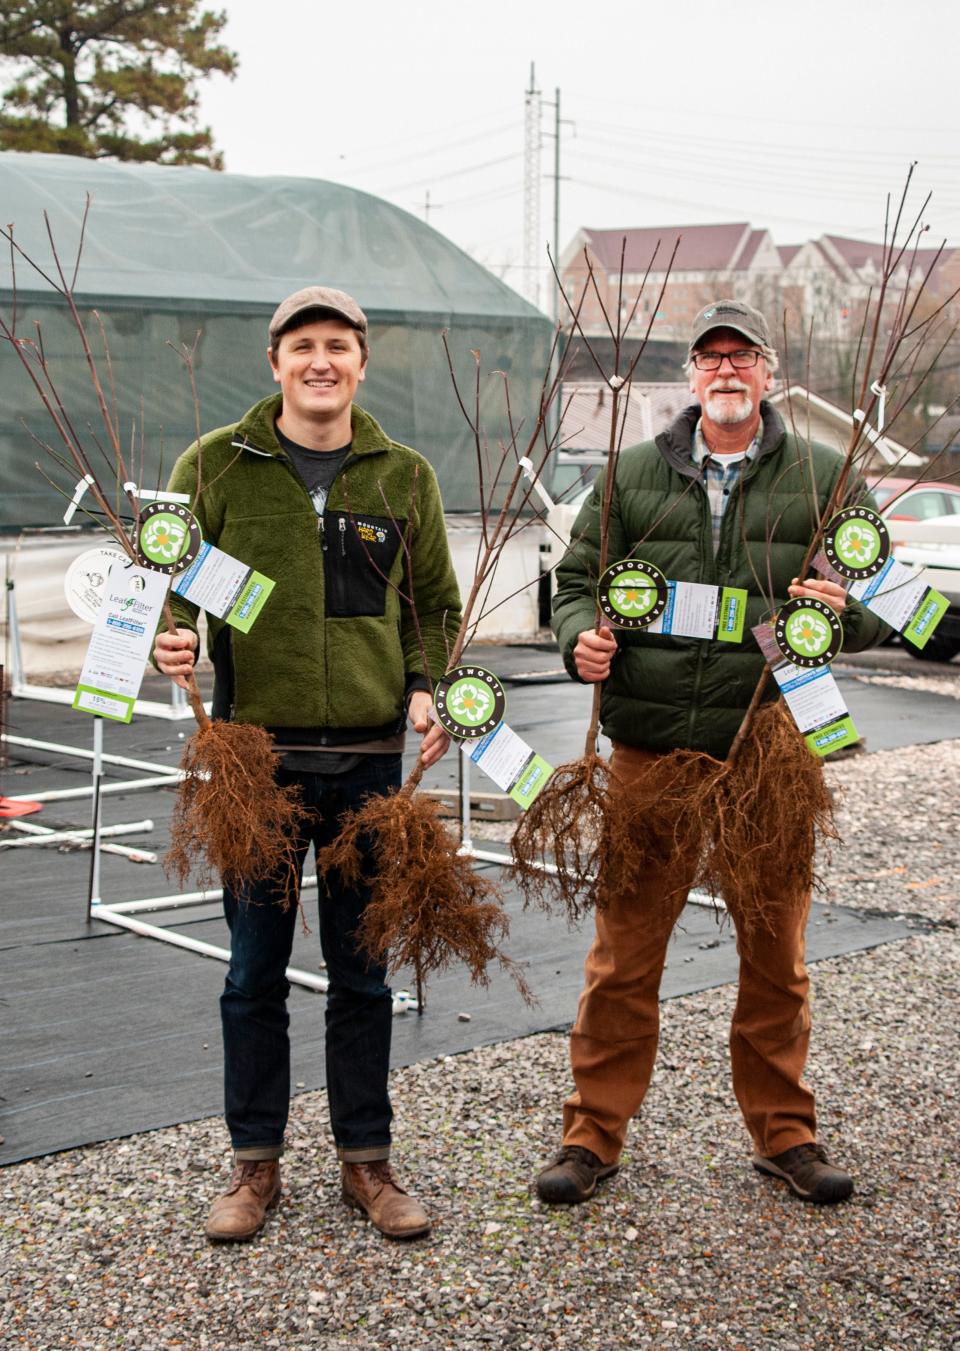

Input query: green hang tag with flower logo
[598,558,669,629]
[772,596,844,668]
[134,501,202,575]
[822,506,890,580]
[434,666,507,739]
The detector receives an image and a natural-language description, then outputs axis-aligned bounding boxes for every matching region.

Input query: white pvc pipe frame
[2,746,335,995]
[2,574,338,995]
[5,729,722,998]
[6,553,721,996]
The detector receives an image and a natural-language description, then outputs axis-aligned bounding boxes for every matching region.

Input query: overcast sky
[198,0,959,302]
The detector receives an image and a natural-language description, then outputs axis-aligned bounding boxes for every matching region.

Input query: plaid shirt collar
[691,419,762,553]
[690,419,762,472]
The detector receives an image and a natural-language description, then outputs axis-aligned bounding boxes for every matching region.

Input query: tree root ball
[510,703,837,944]
[702,701,839,941]
[165,721,303,898]
[316,789,531,1008]
[510,752,616,922]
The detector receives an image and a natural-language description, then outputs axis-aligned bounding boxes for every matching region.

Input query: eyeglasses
[692,349,763,371]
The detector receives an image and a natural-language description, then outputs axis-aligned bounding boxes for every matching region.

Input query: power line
[575,119,960,168]
[565,141,960,206]
[335,106,518,169]
[567,88,960,140]
[382,152,522,195]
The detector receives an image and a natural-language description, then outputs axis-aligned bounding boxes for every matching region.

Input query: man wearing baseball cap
[154,287,461,1241]
[537,299,886,1209]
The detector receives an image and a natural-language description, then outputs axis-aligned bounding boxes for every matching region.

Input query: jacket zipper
[685,478,713,746]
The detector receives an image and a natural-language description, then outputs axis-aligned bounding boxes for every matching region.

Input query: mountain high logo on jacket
[598,558,669,629]
[356,519,389,545]
[433,666,506,739]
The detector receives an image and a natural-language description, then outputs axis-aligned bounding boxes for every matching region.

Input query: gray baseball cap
[688,299,771,357]
[268,286,367,343]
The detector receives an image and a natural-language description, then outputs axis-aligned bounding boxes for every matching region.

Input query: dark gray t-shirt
[275,424,351,517]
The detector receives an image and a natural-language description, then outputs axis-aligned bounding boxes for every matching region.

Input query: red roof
[736,228,768,270]
[822,234,946,276]
[578,223,758,273]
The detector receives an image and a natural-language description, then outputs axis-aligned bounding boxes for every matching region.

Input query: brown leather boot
[341,1160,431,1239]
[205,1160,281,1242]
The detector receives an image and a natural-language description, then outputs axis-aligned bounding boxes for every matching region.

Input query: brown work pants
[562,742,817,1164]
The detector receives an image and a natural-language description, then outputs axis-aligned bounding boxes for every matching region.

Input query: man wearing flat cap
[537,299,885,1209]
[155,288,461,1241]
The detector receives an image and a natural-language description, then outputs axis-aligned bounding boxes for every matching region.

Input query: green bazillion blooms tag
[820,505,949,652]
[434,665,553,809]
[598,559,746,642]
[753,598,859,757]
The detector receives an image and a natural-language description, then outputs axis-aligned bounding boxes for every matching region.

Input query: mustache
[707,378,750,394]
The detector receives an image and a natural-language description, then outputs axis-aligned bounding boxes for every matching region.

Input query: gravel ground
[3,703,958,1349]
[823,739,960,927]
[3,932,957,1351]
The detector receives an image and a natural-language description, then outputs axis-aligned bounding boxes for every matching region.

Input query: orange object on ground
[0,797,42,819]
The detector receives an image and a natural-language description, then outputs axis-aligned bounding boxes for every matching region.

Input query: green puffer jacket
[165,394,462,739]
[552,402,886,758]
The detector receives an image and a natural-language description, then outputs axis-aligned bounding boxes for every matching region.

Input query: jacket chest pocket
[323,511,405,617]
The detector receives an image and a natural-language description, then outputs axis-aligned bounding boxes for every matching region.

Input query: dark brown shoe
[341,1160,431,1239]
[752,1142,854,1204]
[536,1145,620,1205]
[205,1160,281,1242]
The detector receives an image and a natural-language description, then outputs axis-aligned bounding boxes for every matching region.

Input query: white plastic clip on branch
[63,473,95,524]
[518,455,556,512]
[123,481,192,504]
[608,375,625,390]
[853,409,890,458]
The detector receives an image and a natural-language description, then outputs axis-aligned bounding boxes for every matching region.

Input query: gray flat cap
[269,286,367,343]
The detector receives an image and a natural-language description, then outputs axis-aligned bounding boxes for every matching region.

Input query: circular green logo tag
[823,507,889,580]
[773,596,843,668]
[598,559,668,629]
[135,502,202,575]
[434,665,506,739]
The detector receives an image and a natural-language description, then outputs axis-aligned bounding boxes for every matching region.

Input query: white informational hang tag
[171,541,274,633]
[73,562,168,723]
[646,581,747,642]
[847,557,949,652]
[771,662,859,756]
[752,620,859,757]
[462,721,553,810]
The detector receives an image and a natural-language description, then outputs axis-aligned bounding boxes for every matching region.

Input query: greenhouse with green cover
[0,151,552,529]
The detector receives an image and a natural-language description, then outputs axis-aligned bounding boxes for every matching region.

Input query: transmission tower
[523,63,542,310]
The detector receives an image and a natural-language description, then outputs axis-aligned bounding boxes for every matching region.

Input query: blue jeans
[220,756,401,1162]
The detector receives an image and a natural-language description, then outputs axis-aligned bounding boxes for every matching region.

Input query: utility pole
[543,87,574,320]
[522,63,542,310]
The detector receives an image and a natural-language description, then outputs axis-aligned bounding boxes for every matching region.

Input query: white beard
[704,383,754,425]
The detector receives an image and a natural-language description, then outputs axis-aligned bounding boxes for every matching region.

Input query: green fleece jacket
[552,402,887,758]
[165,394,462,739]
